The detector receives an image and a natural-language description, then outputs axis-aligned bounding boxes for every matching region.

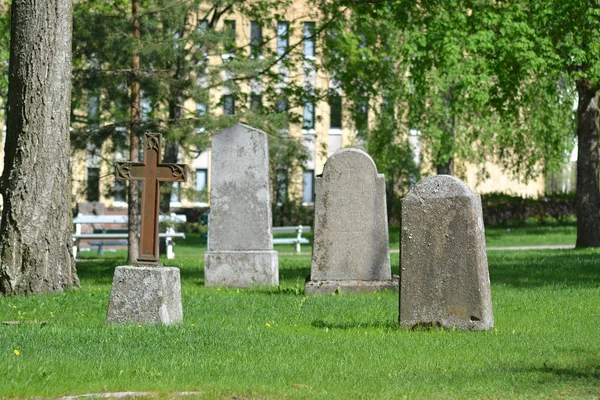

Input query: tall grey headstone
[400,175,494,330]
[204,124,278,287]
[305,148,396,294]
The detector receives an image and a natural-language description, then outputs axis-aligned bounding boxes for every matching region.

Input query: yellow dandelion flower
[191,324,196,327]
[12,306,16,309]
[265,323,271,327]
[217,288,221,291]
[13,349,20,356]
[137,325,142,328]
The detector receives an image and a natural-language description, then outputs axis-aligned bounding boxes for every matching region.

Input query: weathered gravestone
[106,133,188,325]
[305,148,396,294]
[204,124,279,287]
[400,175,493,330]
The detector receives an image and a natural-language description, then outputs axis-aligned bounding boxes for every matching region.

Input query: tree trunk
[127,0,141,264]
[0,0,79,295]
[575,80,600,247]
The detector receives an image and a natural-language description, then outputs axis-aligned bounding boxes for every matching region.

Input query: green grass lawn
[2,233,599,399]
[76,223,577,261]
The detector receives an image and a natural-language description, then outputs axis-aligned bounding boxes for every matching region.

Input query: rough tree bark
[127,0,141,264]
[575,80,600,247]
[0,0,79,295]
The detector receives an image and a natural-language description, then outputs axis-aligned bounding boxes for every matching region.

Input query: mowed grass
[2,236,600,399]
[75,223,577,262]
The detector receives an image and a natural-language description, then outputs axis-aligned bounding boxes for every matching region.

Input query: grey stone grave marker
[399,175,494,330]
[305,148,397,294]
[204,124,279,287]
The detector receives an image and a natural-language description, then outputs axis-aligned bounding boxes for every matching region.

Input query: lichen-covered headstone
[305,148,396,294]
[400,175,494,330]
[204,124,278,287]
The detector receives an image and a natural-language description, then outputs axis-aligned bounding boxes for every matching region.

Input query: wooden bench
[272,225,311,253]
[72,213,186,259]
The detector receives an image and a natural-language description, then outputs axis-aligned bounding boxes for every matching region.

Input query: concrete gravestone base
[204,250,279,287]
[106,266,183,325]
[305,278,398,295]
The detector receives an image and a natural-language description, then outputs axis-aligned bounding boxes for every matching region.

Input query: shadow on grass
[311,319,398,330]
[75,258,205,285]
[279,267,310,282]
[489,249,600,288]
[514,356,600,384]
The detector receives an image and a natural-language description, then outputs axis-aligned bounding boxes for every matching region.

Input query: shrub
[481,192,575,226]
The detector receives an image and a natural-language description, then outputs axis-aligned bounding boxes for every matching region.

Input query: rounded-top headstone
[404,175,473,201]
[400,175,494,330]
[306,148,395,294]
[321,148,379,179]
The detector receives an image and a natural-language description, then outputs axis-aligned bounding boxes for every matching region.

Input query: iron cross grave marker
[116,133,188,266]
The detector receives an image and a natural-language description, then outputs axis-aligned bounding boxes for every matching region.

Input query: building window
[276,22,289,58]
[196,101,207,133]
[329,95,342,129]
[196,168,207,192]
[275,169,288,203]
[303,22,316,58]
[170,182,180,204]
[86,167,100,202]
[250,94,262,113]
[197,19,208,32]
[224,20,236,54]
[276,97,288,113]
[87,94,100,127]
[250,21,262,58]
[141,96,152,121]
[302,170,314,203]
[356,99,368,133]
[114,179,125,203]
[303,99,315,130]
[196,101,207,116]
[223,94,235,115]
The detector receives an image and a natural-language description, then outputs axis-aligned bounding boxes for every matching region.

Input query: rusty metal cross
[116,133,188,266]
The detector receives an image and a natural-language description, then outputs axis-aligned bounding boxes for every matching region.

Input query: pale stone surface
[106,266,182,325]
[400,175,494,330]
[306,148,394,294]
[205,250,279,287]
[204,124,278,287]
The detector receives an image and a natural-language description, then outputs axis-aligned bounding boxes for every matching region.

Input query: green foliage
[318,2,418,219]
[317,0,577,183]
[481,192,576,226]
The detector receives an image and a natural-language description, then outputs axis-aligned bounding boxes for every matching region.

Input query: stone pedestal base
[106,266,183,325]
[305,278,399,295]
[204,250,279,287]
